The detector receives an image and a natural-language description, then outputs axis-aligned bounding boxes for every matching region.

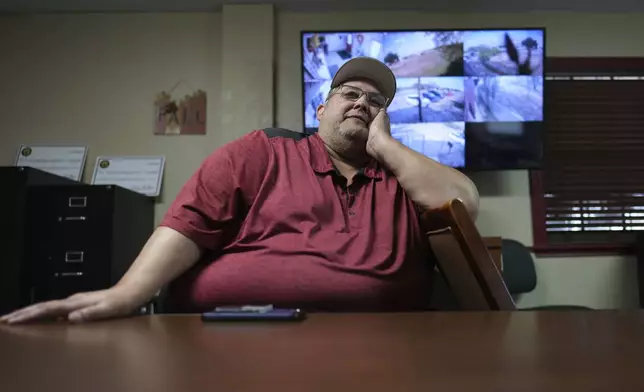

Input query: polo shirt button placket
[347,188,356,217]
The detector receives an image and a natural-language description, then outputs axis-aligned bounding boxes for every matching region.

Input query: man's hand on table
[0,285,139,325]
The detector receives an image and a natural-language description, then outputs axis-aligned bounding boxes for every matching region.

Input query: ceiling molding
[1,0,643,13]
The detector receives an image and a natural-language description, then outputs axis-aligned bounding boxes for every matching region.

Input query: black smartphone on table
[201,306,306,322]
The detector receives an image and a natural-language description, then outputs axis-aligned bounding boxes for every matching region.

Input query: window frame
[529,57,644,256]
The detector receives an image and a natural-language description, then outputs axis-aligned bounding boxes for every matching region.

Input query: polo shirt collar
[305,133,383,180]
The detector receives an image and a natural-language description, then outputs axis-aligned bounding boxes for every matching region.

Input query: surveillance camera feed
[301,29,544,170]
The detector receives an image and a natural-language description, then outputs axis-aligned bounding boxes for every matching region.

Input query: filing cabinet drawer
[34,187,113,224]
[33,248,112,302]
[27,186,114,250]
[37,271,104,301]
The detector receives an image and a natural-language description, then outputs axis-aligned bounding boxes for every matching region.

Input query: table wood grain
[2,311,644,392]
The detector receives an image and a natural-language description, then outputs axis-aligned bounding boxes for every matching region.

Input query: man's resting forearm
[114,226,203,305]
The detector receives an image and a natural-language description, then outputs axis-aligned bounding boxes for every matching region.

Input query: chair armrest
[420,199,516,311]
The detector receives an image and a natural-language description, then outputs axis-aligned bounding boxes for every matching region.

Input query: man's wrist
[368,133,397,162]
[112,280,154,307]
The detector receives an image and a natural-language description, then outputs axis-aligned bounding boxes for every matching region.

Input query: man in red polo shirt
[2,57,479,324]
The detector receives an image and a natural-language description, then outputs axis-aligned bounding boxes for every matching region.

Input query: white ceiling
[1,0,644,13]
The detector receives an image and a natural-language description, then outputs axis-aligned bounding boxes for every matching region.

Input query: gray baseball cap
[330,57,397,106]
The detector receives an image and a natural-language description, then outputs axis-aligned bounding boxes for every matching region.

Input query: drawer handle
[69,196,87,208]
[54,272,83,277]
[65,251,84,263]
[64,216,86,221]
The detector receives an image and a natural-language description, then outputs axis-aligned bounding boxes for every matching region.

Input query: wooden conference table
[1,311,644,392]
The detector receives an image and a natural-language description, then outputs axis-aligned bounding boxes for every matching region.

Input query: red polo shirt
[160,130,434,312]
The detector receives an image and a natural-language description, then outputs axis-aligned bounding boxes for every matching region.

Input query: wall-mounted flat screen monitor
[301,28,545,170]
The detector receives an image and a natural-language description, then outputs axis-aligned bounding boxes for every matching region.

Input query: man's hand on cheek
[366,109,394,160]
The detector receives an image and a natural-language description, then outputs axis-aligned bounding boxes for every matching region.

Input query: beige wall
[0,12,222,215]
[0,9,640,309]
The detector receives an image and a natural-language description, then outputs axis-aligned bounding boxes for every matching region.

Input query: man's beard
[337,119,369,142]
[331,122,369,163]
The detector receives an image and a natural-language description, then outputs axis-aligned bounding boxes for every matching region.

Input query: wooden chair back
[421,199,516,311]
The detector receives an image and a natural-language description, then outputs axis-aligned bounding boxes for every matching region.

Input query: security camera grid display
[301,28,544,170]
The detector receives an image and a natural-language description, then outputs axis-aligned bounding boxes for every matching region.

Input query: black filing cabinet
[25,184,154,303]
[0,167,77,315]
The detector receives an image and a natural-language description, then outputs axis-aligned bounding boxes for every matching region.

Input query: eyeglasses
[328,85,389,109]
